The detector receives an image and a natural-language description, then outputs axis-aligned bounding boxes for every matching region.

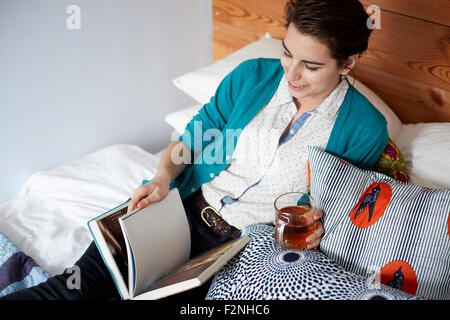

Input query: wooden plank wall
[212,0,450,123]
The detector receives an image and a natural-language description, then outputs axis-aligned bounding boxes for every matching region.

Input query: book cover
[134,235,250,300]
[87,188,250,300]
[87,188,190,299]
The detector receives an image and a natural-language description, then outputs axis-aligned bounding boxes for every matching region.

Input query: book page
[148,237,247,291]
[133,235,251,300]
[97,205,129,285]
[120,188,190,297]
[88,200,132,299]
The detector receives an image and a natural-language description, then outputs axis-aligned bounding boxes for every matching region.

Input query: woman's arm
[127,140,190,212]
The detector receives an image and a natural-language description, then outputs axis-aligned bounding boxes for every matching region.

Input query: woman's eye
[281,51,319,72]
[306,65,319,72]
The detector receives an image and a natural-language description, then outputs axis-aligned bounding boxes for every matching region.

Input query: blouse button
[210,173,214,178]
[190,187,196,193]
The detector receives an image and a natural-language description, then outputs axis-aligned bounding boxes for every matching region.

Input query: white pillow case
[172,36,283,105]
[170,36,403,140]
[395,122,450,188]
[164,104,202,135]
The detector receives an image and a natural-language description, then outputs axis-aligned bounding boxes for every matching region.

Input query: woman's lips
[288,81,308,91]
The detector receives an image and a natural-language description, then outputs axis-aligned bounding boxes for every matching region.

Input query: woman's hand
[306,209,324,250]
[127,173,171,213]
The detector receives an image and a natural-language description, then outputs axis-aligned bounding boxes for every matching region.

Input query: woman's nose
[285,64,302,82]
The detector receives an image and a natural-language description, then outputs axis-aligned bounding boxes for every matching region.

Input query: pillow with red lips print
[307,146,450,300]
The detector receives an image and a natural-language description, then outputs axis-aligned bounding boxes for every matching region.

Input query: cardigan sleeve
[178,59,257,158]
[343,123,389,170]
[326,85,389,170]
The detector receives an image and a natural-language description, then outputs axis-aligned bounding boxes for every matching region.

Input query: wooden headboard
[212,0,450,124]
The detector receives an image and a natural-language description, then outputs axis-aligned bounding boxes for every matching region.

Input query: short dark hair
[284,0,372,67]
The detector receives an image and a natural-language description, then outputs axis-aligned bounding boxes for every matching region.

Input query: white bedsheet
[0,144,161,276]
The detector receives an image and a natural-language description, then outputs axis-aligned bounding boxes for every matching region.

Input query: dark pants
[0,192,228,300]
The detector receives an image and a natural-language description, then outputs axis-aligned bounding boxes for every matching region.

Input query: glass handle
[277,223,285,247]
[275,216,289,248]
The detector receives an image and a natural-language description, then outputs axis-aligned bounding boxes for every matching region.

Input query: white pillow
[346,75,403,140]
[172,36,283,105]
[394,122,450,188]
[171,37,403,140]
[164,104,202,134]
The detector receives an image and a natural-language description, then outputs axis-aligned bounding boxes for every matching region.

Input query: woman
[128,0,386,253]
[1,0,387,300]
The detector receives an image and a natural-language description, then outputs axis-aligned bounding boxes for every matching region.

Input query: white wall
[0,0,212,203]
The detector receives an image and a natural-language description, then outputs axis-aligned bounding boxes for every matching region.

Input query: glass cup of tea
[273,192,317,250]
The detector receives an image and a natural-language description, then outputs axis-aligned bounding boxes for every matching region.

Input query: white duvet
[0,144,161,276]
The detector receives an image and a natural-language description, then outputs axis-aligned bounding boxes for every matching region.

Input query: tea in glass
[274,192,317,250]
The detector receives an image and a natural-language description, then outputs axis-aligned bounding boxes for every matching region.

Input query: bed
[1,0,449,300]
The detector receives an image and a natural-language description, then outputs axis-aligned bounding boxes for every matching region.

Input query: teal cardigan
[170,58,388,200]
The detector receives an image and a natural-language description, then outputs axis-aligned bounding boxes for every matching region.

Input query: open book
[87,188,250,300]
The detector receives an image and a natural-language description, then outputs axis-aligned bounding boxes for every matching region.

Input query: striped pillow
[308,146,450,300]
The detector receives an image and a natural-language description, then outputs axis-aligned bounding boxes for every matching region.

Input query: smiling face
[280,23,357,110]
